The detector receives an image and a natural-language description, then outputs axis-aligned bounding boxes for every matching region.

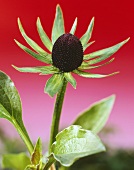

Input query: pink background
[0,0,134,148]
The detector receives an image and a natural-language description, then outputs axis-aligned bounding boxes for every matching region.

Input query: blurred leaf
[73,95,115,134]
[83,41,95,51]
[0,71,33,154]
[70,18,78,35]
[64,73,76,89]
[51,125,105,167]
[84,38,130,63]
[37,17,52,52]
[52,4,65,44]
[2,153,30,170]
[45,73,64,97]
[14,40,52,64]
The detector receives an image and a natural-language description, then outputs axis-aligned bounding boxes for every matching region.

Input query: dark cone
[52,33,83,72]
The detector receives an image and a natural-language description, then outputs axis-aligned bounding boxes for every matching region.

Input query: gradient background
[0,0,134,149]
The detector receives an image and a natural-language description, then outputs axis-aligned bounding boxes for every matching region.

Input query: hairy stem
[49,79,67,153]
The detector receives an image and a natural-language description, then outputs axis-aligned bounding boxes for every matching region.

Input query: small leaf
[80,17,94,48]
[2,153,30,170]
[70,17,78,35]
[73,69,119,78]
[12,65,58,75]
[14,39,52,64]
[84,38,130,64]
[73,95,115,133]
[64,73,76,89]
[83,41,95,51]
[45,73,64,97]
[52,4,65,44]
[0,71,33,153]
[37,17,53,52]
[51,125,105,167]
[31,138,42,166]
[18,18,50,57]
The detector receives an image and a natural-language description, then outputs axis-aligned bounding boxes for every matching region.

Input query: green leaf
[51,125,105,167]
[52,4,65,44]
[18,18,50,57]
[80,17,94,48]
[84,38,130,64]
[83,41,95,51]
[14,39,52,64]
[64,73,76,89]
[31,138,42,166]
[0,71,33,154]
[37,17,53,52]
[73,95,115,134]
[70,17,78,35]
[73,69,119,78]
[2,153,30,170]
[45,73,64,97]
[12,65,58,75]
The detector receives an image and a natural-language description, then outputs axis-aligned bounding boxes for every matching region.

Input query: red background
[0,0,134,148]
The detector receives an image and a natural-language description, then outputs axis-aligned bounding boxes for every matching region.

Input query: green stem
[49,79,67,153]
[12,118,34,155]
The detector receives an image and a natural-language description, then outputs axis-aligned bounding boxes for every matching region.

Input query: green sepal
[14,39,52,64]
[64,72,77,89]
[52,4,65,44]
[45,73,64,97]
[73,95,115,134]
[12,65,58,75]
[83,41,95,51]
[79,58,115,70]
[0,71,33,154]
[80,17,94,48]
[73,69,119,78]
[84,38,130,64]
[51,125,105,167]
[37,17,52,52]
[70,17,78,35]
[18,18,50,57]
[2,153,30,170]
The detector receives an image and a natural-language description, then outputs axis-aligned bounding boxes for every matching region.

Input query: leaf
[52,4,65,44]
[12,65,58,75]
[51,125,105,167]
[73,95,115,134]
[80,17,94,48]
[70,17,78,35]
[64,73,76,89]
[14,39,52,64]
[84,38,130,64]
[0,71,33,154]
[2,153,30,170]
[45,73,64,97]
[37,17,53,52]
[73,69,119,78]
[83,41,95,51]
[18,18,50,57]
[31,138,42,166]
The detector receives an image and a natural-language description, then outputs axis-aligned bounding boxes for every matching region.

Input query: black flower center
[52,33,83,72]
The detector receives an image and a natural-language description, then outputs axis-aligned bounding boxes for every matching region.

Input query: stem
[12,118,34,155]
[49,79,67,153]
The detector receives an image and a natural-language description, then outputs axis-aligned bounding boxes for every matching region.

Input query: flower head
[13,4,129,97]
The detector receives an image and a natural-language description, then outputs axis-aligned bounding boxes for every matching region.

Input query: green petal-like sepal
[18,18,50,57]
[14,40,52,64]
[83,41,95,51]
[73,69,119,78]
[51,125,105,167]
[52,4,65,44]
[80,17,94,48]
[45,73,64,97]
[12,65,58,75]
[64,73,77,89]
[73,95,115,134]
[70,17,78,35]
[84,38,130,64]
[37,17,52,52]
[79,58,115,70]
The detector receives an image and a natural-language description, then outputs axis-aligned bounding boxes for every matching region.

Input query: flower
[13,4,129,97]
